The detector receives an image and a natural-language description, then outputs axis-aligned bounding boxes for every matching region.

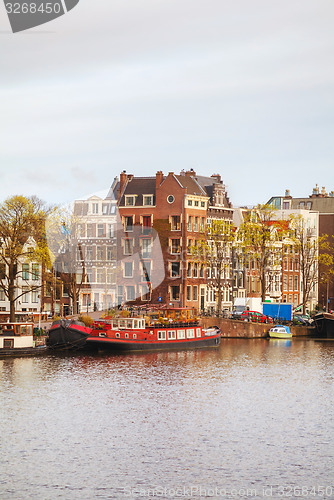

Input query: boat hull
[86,335,220,351]
[46,320,91,350]
[268,332,292,339]
[313,312,334,339]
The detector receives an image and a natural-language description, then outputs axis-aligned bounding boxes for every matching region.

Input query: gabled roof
[174,175,207,196]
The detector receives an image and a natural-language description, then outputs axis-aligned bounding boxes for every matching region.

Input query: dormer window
[92,203,99,214]
[125,196,135,206]
[143,195,153,206]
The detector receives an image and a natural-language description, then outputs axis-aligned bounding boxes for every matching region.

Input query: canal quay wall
[201,318,314,338]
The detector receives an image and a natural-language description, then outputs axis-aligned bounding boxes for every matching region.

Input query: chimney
[185,169,196,177]
[120,170,128,194]
[156,171,164,188]
[321,186,327,197]
[285,189,291,198]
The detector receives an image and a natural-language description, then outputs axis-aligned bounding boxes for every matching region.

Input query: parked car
[293,314,313,325]
[240,310,273,323]
[231,306,246,320]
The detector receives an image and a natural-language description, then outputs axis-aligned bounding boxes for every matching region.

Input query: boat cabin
[95,318,146,331]
[0,323,34,350]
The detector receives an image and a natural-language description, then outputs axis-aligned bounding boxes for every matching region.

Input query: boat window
[125,333,129,339]
[133,334,137,339]
[177,329,185,339]
[116,332,120,338]
[168,330,176,340]
[186,329,195,339]
[158,330,166,340]
[196,328,201,338]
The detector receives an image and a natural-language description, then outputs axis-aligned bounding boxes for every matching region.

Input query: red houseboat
[86,307,221,351]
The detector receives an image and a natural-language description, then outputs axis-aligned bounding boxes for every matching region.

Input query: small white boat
[268,325,292,339]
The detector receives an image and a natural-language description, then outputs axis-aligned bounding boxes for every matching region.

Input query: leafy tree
[192,218,234,316]
[237,205,285,302]
[319,235,334,311]
[0,195,51,322]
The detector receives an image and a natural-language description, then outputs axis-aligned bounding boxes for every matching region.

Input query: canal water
[1,339,334,500]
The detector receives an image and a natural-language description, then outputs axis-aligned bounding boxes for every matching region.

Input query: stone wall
[201,318,314,338]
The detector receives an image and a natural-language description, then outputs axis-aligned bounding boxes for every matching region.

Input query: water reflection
[1,340,334,499]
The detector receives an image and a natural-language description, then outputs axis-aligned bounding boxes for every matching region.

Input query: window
[142,216,152,234]
[294,275,299,291]
[142,261,151,282]
[193,286,198,301]
[168,330,176,340]
[126,286,135,300]
[96,246,104,260]
[187,263,191,278]
[92,203,99,214]
[171,239,181,254]
[32,264,39,280]
[22,264,29,280]
[87,224,94,238]
[167,195,174,204]
[177,329,185,339]
[193,263,198,278]
[201,201,205,207]
[194,200,199,207]
[97,224,105,237]
[194,217,199,231]
[170,286,180,301]
[123,239,133,256]
[125,196,135,206]
[188,200,192,206]
[22,287,29,303]
[196,328,201,338]
[187,216,192,231]
[158,330,166,340]
[124,262,133,278]
[141,284,151,301]
[307,202,312,209]
[107,224,114,238]
[86,269,93,283]
[141,239,152,258]
[0,263,6,280]
[102,203,109,215]
[187,328,195,338]
[124,216,133,232]
[107,246,115,261]
[200,265,204,278]
[171,216,181,231]
[32,290,38,303]
[187,286,191,301]
[171,262,180,278]
[0,289,5,301]
[86,246,93,260]
[107,269,115,284]
[143,195,153,206]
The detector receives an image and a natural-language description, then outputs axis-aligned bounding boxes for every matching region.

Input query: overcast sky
[1,0,333,208]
